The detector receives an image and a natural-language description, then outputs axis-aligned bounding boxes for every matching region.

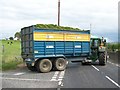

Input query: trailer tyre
[37,59,52,73]
[54,58,66,71]
[99,52,106,65]
[26,64,36,71]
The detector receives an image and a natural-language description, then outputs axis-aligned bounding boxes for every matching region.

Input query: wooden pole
[58,0,60,26]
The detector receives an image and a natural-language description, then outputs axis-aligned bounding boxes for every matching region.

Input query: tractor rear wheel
[99,52,107,65]
[36,59,52,73]
[54,58,66,71]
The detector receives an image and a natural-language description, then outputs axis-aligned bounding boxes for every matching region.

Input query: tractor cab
[91,37,106,48]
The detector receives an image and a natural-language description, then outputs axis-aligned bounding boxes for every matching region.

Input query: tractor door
[90,38,100,61]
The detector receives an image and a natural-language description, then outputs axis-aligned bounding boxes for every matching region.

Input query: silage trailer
[21,25,107,73]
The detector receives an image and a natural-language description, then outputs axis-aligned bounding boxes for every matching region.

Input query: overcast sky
[0,0,119,42]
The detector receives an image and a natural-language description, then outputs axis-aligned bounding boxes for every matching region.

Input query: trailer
[21,25,107,73]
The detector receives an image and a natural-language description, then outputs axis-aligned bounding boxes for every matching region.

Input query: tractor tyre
[99,52,107,65]
[36,59,52,73]
[81,61,86,65]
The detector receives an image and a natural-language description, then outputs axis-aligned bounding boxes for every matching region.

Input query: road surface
[1,56,119,89]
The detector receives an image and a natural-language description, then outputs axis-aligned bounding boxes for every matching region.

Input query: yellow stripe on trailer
[34,32,90,41]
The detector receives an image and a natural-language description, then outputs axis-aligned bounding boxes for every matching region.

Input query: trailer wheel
[36,59,52,73]
[54,58,66,71]
[26,64,36,71]
[99,52,106,65]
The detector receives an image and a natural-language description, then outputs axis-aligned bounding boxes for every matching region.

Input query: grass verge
[2,61,22,71]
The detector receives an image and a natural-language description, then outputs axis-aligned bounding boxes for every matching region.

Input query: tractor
[82,37,107,65]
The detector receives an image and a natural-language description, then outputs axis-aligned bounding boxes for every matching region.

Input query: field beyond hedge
[1,40,23,71]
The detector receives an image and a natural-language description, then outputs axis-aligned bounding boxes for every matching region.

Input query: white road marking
[59,70,65,79]
[58,80,64,86]
[58,78,62,81]
[105,76,120,88]
[58,70,65,86]
[50,71,59,81]
[2,77,59,82]
[91,61,120,88]
[13,72,25,76]
[54,74,58,77]
[58,81,62,85]
[55,71,59,75]
[52,77,57,79]
[107,61,110,63]
[91,65,100,72]
[51,78,57,81]
[58,77,63,79]
[2,77,41,81]
[115,64,119,67]
[107,61,120,67]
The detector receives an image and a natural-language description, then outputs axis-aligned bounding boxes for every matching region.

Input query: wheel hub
[59,63,62,66]
[43,64,47,68]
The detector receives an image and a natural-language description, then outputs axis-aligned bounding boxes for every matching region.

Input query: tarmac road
[61,60,119,88]
[1,54,119,89]
[2,67,61,88]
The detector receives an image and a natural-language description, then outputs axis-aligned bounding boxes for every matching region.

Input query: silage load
[35,24,81,31]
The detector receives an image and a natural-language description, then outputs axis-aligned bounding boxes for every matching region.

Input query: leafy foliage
[35,24,81,31]
[107,43,120,51]
[14,32,21,40]
[9,37,14,40]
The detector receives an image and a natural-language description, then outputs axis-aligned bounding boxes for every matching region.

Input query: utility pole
[90,23,92,30]
[58,0,60,26]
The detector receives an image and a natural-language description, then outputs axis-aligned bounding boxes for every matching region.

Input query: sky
[0,0,119,42]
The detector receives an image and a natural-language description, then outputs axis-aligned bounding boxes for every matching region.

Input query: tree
[14,32,21,40]
[9,37,14,40]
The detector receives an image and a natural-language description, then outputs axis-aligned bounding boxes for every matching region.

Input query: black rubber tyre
[99,52,107,65]
[81,61,86,65]
[54,58,66,71]
[26,63,36,71]
[36,59,52,73]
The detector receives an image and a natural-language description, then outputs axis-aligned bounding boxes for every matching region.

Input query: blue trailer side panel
[34,41,90,58]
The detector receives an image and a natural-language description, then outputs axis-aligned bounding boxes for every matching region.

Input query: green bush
[107,43,120,52]
[2,61,22,71]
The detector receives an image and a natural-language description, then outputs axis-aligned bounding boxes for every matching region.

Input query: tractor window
[94,40,98,47]
[91,39,100,47]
